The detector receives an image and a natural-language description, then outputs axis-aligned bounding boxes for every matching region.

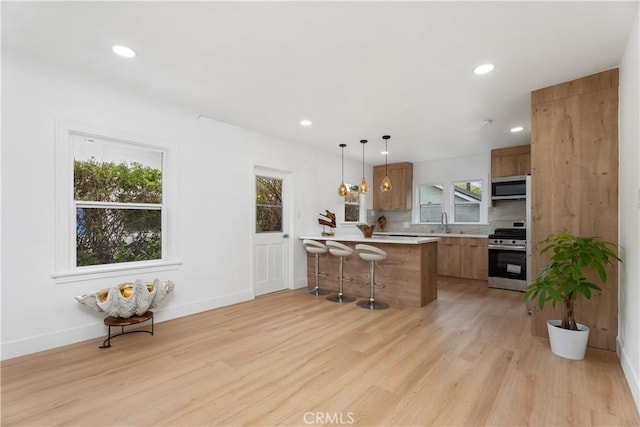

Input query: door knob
[283,234,289,238]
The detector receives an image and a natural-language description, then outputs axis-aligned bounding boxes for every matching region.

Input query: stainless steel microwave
[491,175,528,200]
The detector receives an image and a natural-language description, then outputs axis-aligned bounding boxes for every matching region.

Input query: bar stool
[355,244,389,310]
[303,239,331,296]
[325,241,356,304]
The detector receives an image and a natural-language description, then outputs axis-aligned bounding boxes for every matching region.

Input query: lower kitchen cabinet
[437,237,487,281]
[437,238,461,277]
[459,238,488,280]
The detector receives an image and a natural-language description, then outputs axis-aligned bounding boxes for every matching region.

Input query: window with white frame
[344,183,360,222]
[452,180,482,223]
[73,134,165,267]
[415,179,484,224]
[418,184,443,223]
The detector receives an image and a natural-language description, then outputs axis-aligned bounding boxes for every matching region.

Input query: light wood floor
[2,277,639,426]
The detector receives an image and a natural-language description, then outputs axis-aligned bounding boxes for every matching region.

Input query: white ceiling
[3,1,637,163]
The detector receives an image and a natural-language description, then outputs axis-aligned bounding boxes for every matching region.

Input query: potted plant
[525,232,622,360]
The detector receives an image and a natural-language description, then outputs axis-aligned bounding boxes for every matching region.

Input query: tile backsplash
[488,199,527,229]
[367,199,526,235]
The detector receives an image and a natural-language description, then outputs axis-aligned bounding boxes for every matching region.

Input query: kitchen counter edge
[298,235,440,245]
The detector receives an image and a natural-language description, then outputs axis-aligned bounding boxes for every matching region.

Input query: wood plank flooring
[2,277,639,426]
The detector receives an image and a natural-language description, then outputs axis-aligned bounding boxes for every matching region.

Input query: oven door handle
[488,245,527,251]
[505,272,523,277]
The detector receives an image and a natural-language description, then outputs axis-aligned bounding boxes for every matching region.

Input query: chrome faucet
[441,212,450,234]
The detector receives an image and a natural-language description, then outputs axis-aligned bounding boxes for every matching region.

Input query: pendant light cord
[340,143,347,182]
[380,135,392,192]
[362,143,365,177]
[338,143,348,196]
[383,135,390,176]
[359,139,368,194]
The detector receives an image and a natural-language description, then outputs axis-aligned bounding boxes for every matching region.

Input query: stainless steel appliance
[488,227,527,291]
[491,175,527,200]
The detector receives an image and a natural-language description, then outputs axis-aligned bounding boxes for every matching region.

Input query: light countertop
[373,231,488,239]
[298,235,440,245]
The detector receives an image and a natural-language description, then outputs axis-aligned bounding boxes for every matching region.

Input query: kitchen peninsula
[299,235,439,307]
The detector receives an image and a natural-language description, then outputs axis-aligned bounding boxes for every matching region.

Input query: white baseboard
[292,278,308,290]
[0,289,254,361]
[618,336,640,415]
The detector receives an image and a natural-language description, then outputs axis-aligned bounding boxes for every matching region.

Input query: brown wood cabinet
[436,237,461,277]
[437,237,487,281]
[373,162,413,210]
[491,144,531,178]
[530,68,619,351]
[305,238,438,307]
[460,238,488,280]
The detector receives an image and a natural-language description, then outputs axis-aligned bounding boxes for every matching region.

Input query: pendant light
[338,143,348,197]
[380,135,392,192]
[359,139,368,194]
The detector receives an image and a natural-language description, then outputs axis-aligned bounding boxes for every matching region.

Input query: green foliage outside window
[256,176,283,233]
[74,159,162,266]
[454,181,482,196]
[74,159,161,203]
[344,184,360,222]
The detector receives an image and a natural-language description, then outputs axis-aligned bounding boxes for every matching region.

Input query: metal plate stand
[100,311,154,348]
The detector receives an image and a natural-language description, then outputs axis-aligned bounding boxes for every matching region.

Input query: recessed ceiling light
[474,63,495,75]
[112,45,136,58]
[381,150,388,155]
[511,126,524,133]
[300,120,312,126]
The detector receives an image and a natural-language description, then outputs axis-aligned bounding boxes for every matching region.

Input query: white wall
[0,54,369,359]
[413,153,490,188]
[618,6,640,412]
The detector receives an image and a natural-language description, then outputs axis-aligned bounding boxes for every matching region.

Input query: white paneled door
[253,171,290,296]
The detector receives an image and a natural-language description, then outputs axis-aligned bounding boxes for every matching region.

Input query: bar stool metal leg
[305,252,330,295]
[355,244,389,310]
[356,260,389,310]
[327,255,355,303]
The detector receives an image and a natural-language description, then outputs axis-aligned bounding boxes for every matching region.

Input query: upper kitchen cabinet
[373,162,413,210]
[491,144,531,177]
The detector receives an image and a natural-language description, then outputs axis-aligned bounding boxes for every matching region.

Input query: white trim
[340,222,359,228]
[0,288,251,361]
[413,182,444,223]
[252,165,294,294]
[55,120,75,275]
[413,179,487,225]
[51,260,183,283]
[342,183,363,224]
[76,201,162,210]
[618,336,640,411]
[54,119,179,282]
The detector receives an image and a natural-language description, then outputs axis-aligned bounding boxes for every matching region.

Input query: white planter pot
[547,320,590,360]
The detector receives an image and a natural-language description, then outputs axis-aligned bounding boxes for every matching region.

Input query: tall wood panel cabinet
[373,162,413,210]
[530,68,619,351]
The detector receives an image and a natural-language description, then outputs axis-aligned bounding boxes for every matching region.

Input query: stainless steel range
[488,227,527,291]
